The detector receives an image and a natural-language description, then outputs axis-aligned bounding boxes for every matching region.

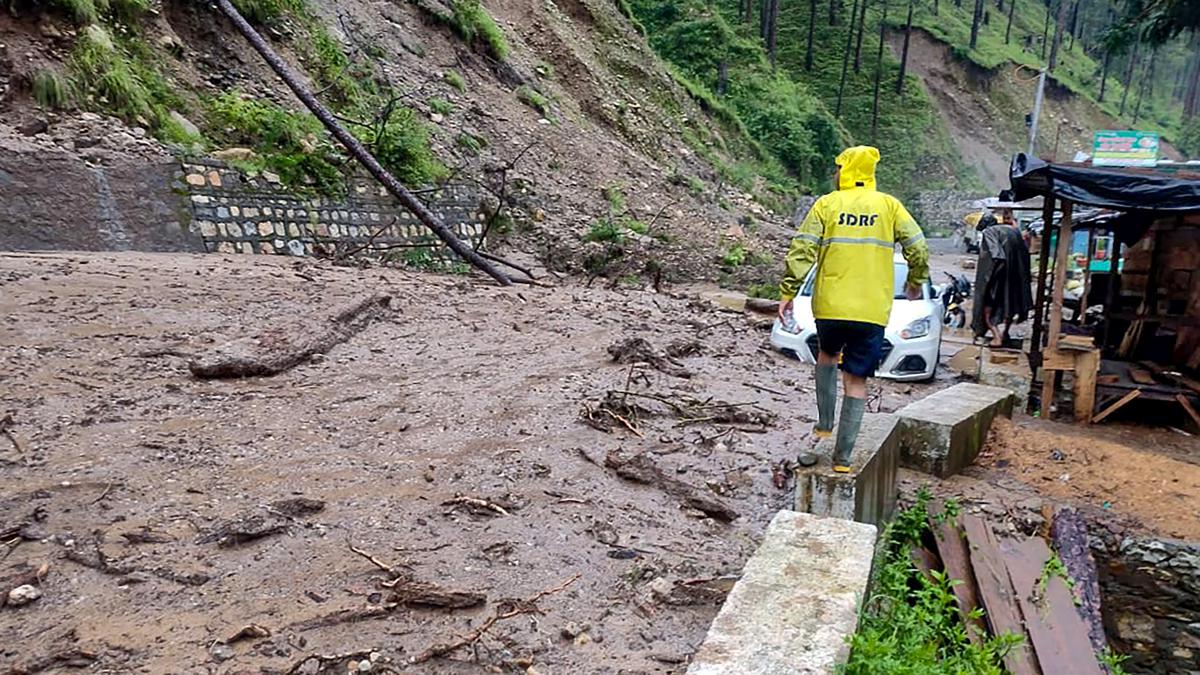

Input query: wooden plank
[1140,361,1200,396]
[1041,348,1077,372]
[1073,349,1100,424]
[1177,394,1200,431]
[1030,196,1057,376]
[1128,367,1156,385]
[1091,389,1141,424]
[961,515,1041,675]
[1004,537,1105,675]
[1059,335,1094,351]
[910,547,937,580]
[1047,202,1074,352]
[930,516,985,644]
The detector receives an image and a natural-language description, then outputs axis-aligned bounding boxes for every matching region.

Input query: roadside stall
[1008,154,1200,426]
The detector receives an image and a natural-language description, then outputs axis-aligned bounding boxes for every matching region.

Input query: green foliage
[158,113,205,151]
[585,220,626,243]
[456,132,487,155]
[400,247,441,270]
[428,97,453,115]
[49,0,101,24]
[844,489,1025,674]
[367,108,448,186]
[721,243,747,268]
[230,0,305,25]
[1179,117,1200,158]
[207,93,344,192]
[516,85,552,118]
[448,0,510,60]
[70,25,165,122]
[442,70,467,93]
[535,62,555,79]
[31,69,74,109]
[1036,553,1074,600]
[602,184,627,213]
[1099,648,1131,675]
[746,281,780,299]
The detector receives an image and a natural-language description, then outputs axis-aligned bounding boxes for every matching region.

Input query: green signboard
[1092,130,1159,167]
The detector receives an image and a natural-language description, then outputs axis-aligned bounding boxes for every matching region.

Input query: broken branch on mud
[409,574,581,664]
[604,449,739,522]
[189,294,392,379]
[441,496,511,517]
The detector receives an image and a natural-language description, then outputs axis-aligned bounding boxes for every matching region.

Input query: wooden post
[1042,200,1074,417]
[1073,348,1099,423]
[1030,196,1056,371]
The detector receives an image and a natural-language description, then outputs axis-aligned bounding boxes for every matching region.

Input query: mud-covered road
[0,251,952,674]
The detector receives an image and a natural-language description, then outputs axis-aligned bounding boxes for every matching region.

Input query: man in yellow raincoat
[778,146,930,473]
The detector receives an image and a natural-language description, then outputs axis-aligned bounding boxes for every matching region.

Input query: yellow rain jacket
[779,146,930,327]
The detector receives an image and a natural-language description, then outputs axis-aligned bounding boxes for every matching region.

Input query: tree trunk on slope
[830,0,841,25]
[1048,0,1068,72]
[210,0,512,286]
[766,0,781,67]
[1133,47,1157,124]
[854,0,871,73]
[1005,0,1015,43]
[1041,0,1052,61]
[836,0,862,116]
[808,0,819,69]
[1098,49,1111,102]
[897,0,914,93]
[1120,40,1140,116]
[970,0,985,49]
[744,0,755,24]
[871,0,890,142]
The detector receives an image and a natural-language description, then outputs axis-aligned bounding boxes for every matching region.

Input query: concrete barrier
[793,413,899,525]
[895,382,1015,477]
[688,510,877,674]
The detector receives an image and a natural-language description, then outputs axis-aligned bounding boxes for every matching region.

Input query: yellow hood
[836,145,880,191]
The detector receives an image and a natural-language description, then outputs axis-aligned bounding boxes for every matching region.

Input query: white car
[770,254,943,381]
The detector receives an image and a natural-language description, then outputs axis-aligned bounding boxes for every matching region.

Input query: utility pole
[1028,68,1047,157]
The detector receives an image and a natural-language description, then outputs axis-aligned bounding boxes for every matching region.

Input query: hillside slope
[0,0,803,287]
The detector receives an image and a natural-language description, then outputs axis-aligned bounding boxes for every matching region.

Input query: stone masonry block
[688,510,877,675]
[895,383,1014,477]
[793,413,899,525]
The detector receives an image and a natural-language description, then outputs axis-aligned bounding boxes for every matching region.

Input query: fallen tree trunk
[189,294,391,379]
[211,0,513,286]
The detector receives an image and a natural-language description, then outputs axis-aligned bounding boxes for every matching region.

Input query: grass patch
[32,69,74,109]
[845,489,1025,673]
[516,85,552,118]
[442,70,467,92]
[746,281,780,299]
[230,0,305,25]
[721,243,747,268]
[585,220,626,243]
[449,0,509,60]
[456,132,487,155]
[428,97,453,115]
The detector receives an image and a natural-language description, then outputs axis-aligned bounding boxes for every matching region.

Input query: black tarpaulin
[1010,154,1200,213]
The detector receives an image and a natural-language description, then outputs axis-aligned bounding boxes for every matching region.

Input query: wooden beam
[1073,348,1100,424]
[1091,389,1141,424]
[1079,228,1095,325]
[1101,239,1123,352]
[961,516,1041,675]
[1178,394,1200,431]
[1048,201,1074,351]
[1030,196,1057,373]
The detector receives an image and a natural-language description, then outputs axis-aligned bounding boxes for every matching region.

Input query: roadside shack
[1008,154,1200,427]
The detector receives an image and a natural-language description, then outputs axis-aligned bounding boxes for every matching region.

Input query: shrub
[721,243,747,268]
[367,108,448,186]
[516,85,551,117]
[585,220,625,243]
[51,0,100,24]
[746,282,780,300]
[70,25,155,120]
[449,0,509,60]
[32,69,74,109]
[456,132,486,155]
[443,70,467,92]
[428,97,453,115]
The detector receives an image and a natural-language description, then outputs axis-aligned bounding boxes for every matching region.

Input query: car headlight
[900,317,932,340]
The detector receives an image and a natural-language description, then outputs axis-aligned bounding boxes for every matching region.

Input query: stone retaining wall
[1092,531,1200,674]
[181,160,487,262]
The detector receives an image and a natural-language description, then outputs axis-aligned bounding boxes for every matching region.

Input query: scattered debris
[224,624,272,645]
[607,338,692,378]
[6,584,42,606]
[583,388,776,437]
[199,498,325,547]
[441,495,511,517]
[646,575,738,606]
[120,528,176,545]
[409,574,581,664]
[604,449,738,521]
[63,536,210,586]
[189,294,393,379]
[210,643,235,662]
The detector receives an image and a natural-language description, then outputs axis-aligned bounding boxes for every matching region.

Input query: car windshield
[801,262,911,299]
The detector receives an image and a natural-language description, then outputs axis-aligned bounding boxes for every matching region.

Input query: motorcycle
[938,272,971,328]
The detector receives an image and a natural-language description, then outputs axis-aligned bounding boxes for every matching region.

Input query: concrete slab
[688,510,877,675]
[793,413,899,525]
[895,382,1015,477]
[979,347,1031,412]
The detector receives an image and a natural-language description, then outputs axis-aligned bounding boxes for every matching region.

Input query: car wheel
[921,347,941,383]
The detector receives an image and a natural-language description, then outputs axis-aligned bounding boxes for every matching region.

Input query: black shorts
[815,319,885,378]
